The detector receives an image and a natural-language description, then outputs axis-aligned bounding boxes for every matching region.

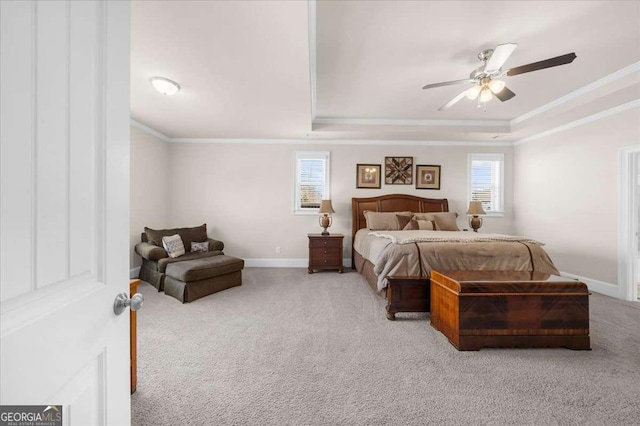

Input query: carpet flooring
[131,268,640,425]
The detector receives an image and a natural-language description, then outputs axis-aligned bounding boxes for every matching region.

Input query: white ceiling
[130,0,640,142]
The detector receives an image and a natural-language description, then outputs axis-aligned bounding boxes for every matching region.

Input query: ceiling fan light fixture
[479,87,492,103]
[150,76,180,96]
[489,79,506,93]
[465,85,482,100]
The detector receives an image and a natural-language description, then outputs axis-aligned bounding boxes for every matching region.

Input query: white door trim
[618,144,640,301]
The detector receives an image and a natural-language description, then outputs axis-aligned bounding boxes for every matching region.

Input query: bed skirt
[353,249,386,297]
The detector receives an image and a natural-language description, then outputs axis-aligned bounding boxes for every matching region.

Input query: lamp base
[469,215,483,233]
[319,214,332,236]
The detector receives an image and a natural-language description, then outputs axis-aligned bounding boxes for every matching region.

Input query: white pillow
[191,241,209,253]
[162,234,185,258]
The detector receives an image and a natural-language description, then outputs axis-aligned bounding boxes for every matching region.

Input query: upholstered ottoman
[163,255,244,303]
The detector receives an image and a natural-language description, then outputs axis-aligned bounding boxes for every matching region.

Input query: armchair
[135,224,224,291]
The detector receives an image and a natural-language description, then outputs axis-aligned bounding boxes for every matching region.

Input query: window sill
[483,212,505,218]
[294,210,319,216]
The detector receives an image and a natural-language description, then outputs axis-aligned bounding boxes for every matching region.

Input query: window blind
[294,151,330,214]
[298,158,325,209]
[469,154,503,213]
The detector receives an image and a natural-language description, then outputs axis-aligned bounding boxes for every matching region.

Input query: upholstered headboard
[351,194,449,242]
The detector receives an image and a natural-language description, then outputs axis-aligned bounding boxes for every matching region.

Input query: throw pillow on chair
[162,234,185,258]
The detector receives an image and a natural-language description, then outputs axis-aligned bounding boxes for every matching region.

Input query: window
[468,153,504,215]
[294,151,330,214]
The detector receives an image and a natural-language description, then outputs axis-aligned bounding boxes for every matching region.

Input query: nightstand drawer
[309,238,342,249]
[310,247,341,261]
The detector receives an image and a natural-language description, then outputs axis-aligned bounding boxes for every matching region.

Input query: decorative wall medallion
[385,157,413,185]
[416,165,441,190]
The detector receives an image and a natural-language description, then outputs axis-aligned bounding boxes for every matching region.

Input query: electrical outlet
[276,246,281,254]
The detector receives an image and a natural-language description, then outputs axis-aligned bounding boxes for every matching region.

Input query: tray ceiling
[131,0,640,142]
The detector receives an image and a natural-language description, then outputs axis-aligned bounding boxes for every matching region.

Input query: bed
[351,194,559,319]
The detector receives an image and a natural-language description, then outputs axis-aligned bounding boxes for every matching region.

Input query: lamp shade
[466,201,486,215]
[319,200,335,214]
[479,87,492,103]
[465,85,482,100]
[489,79,506,93]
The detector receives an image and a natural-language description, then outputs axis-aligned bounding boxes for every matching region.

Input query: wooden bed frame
[351,194,449,320]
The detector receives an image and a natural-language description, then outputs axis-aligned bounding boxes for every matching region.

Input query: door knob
[114,292,144,315]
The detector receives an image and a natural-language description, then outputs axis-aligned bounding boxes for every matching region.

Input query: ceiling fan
[422,43,577,111]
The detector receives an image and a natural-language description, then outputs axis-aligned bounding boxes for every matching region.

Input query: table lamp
[318,200,335,235]
[466,201,486,232]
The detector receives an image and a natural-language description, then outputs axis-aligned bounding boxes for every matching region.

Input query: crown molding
[313,117,511,127]
[169,137,511,147]
[511,61,640,126]
[129,118,171,142]
[513,99,640,146]
[171,138,311,144]
[326,139,511,147]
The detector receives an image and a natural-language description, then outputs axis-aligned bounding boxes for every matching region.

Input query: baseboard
[244,258,353,268]
[130,259,354,274]
[560,271,619,298]
[130,267,140,279]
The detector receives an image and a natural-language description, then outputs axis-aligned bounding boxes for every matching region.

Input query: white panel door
[0,1,131,424]
[619,145,640,301]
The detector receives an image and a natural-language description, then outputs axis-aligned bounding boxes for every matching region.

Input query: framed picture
[356,164,381,188]
[416,165,441,190]
[385,157,413,185]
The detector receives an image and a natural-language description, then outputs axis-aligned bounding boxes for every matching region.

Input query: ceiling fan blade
[484,43,518,72]
[437,89,470,111]
[423,79,474,90]
[506,52,577,76]
[491,86,515,102]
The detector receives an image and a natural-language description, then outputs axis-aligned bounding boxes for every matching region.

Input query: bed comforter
[354,230,559,291]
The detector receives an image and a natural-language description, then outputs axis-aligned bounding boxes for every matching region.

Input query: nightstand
[308,233,344,274]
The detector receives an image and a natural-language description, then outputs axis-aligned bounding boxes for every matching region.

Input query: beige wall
[513,108,640,285]
[131,106,638,286]
[130,109,639,290]
[166,142,514,264]
[130,126,171,269]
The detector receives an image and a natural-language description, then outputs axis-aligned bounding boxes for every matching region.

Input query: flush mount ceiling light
[150,76,180,96]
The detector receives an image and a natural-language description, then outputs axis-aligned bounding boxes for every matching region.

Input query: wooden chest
[308,234,344,273]
[430,270,591,351]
